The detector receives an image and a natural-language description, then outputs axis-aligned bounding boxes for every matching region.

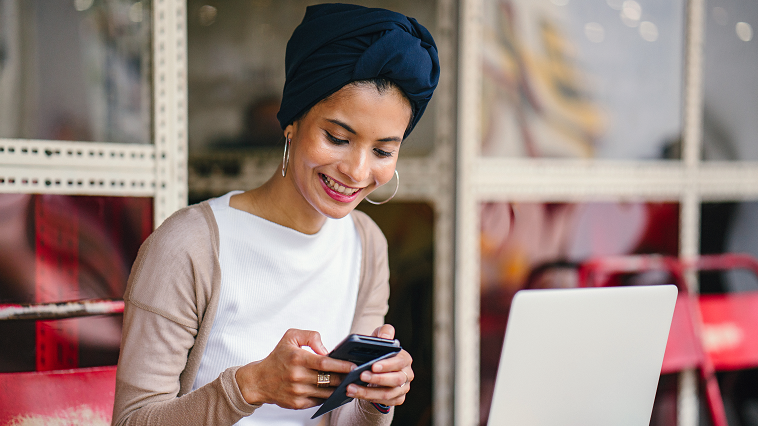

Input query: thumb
[284,328,329,355]
[372,324,395,340]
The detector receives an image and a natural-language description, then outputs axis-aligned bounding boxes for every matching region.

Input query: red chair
[693,255,758,373]
[577,254,756,426]
[0,299,123,425]
[0,366,117,424]
[582,254,758,376]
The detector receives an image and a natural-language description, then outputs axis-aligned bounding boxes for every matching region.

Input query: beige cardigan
[112,202,394,426]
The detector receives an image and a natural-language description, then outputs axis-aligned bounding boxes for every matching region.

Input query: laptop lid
[487,285,677,426]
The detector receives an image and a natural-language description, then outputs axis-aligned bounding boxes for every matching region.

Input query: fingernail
[346,385,356,397]
[361,371,371,381]
[374,363,383,372]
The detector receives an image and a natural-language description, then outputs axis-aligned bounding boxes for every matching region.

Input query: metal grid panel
[0,139,156,196]
[432,1,458,424]
[34,196,80,371]
[0,165,154,196]
[153,0,188,225]
[472,159,758,201]
[678,0,706,421]
[698,163,758,200]
[0,0,189,226]
[0,140,155,169]
[473,160,686,200]
[455,0,482,424]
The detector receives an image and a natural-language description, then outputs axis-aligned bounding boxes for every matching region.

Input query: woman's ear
[284,122,296,140]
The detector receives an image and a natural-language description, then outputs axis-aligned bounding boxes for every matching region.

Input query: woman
[112,3,439,426]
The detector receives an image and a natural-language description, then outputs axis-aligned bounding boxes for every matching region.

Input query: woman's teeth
[322,174,359,196]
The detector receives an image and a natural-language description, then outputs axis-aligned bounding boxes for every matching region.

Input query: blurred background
[0,0,757,425]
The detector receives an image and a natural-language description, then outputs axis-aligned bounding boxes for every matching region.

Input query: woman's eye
[325,132,348,145]
[374,148,393,158]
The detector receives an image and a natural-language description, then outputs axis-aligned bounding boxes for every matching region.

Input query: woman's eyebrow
[378,136,402,142]
[326,118,402,142]
[327,119,356,135]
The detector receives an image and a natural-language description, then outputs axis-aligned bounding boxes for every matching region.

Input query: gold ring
[317,372,331,388]
[400,370,410,388]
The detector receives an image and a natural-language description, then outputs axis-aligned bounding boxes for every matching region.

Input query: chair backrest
[689,254,758,371]
[0,299,124,425]
[0,366,117,425]
[661,295,705,373]
[700,292,758,370]
[577,255,703,374]
[577,253,758,426]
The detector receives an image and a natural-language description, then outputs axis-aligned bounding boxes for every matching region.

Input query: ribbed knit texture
[192,192,361,425]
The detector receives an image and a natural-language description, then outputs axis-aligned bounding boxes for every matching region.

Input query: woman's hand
[345,324,414,406]
[235,328,356,410]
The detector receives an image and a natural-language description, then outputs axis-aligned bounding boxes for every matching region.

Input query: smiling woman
[111,3,438,426]
[243,81,412,233]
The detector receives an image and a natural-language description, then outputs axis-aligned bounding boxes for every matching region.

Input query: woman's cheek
[377,163,397,186]
[298,140,331,167]
[313,139,341,162]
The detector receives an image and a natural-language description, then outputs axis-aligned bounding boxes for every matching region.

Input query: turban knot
[277,3,440,138]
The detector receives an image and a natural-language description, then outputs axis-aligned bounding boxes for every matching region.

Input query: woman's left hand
[345,324,413,406]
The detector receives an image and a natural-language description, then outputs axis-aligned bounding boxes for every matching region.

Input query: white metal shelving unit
[0,0,188,228]
[455,0,758,425]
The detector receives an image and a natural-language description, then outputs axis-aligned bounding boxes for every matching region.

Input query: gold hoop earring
[281,137,291,177]
[365,170,399,205]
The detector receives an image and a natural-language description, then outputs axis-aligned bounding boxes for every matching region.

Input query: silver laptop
[487,285,677,426]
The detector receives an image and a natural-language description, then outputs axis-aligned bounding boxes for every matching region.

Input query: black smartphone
[311,351,398,418]
[328,334,401,365]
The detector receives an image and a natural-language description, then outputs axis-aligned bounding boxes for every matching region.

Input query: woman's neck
[229,172,327,235]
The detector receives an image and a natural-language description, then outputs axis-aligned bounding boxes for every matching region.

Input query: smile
[321,174,361,196]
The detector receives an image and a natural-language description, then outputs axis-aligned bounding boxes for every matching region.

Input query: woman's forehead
[309,85,411,138]
[327,83,410,108]
[319,84,411,119]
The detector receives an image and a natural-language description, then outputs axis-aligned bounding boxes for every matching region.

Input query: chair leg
[703,370,729,426]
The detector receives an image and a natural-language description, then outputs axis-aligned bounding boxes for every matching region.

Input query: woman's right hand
[234,328,356,409]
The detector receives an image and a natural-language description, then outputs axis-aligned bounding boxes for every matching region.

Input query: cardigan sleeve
[347,210,392,336]
[111,204,260,426]
[327,211,394,426]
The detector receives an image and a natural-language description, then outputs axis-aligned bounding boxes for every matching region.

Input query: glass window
[187,0,438,157]
[702,0,758,161]
[0,0,152,144]
[698,201,758,426]
[0,194,152,372]
[700,201,758,293]
[479,201,680,424]
[481,0,684,159]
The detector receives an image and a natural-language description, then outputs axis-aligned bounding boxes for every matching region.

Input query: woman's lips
[320,174,362,202]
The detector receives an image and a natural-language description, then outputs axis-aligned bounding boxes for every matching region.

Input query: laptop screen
[487,285,676,426]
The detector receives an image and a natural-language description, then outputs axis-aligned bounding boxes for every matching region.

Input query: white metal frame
[0,0,188,228]
[456,0,758,425]
[153,0,189,224]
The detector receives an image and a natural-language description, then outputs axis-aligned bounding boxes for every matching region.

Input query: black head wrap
[277,3,440,138]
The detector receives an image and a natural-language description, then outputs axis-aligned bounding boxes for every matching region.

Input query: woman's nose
[339,148,370,184]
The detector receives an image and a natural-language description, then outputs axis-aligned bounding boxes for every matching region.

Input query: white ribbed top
[192,191,361,425]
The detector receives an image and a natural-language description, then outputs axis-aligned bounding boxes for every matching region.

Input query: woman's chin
[310,194,364,220]
[318,202,360,220]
